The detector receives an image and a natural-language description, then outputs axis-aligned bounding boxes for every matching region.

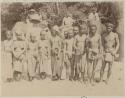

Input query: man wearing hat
[100,22,120,84]
[26,10,42,41]
[12,9,38,41]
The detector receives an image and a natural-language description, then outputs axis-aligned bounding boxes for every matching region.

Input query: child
[88,6,101,34]
[27,32,39,81]
[86,24,102,85]
[62,12,74,27]
[88,7,100,24]
[38,31,51,79]
[3,30,13,82]
[100,23,119,84]
[63,29,74,80]
[73,25,79,36]
[73,24,88,82]
[12,30,27,81]
[50,26,62,81]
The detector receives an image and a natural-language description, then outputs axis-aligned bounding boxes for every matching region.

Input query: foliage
[1,2,123,40]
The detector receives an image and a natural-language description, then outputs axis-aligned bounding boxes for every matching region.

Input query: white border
[0,0,124,97]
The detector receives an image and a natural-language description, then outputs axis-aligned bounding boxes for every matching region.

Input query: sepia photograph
[0,0,124,96]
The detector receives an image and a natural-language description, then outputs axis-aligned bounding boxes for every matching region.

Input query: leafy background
[1,2,124,60]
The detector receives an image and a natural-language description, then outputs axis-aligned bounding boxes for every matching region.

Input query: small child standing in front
[12,30,27,81]
[50,26,62,81]
[3,30,13,82]
[63,29,74,80]
[27,33,39,81]
[38,31,51,79]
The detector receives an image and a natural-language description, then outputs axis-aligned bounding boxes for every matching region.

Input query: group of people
[3,6,120,85]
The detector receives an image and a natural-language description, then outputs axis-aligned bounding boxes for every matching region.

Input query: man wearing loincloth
[100,23,119,84]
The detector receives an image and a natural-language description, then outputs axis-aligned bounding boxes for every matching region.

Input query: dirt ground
[0,43,124,96]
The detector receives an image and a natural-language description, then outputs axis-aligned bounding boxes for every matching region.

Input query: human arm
[114,33,120,55]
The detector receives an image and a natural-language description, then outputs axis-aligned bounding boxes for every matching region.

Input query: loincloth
[104,52,114,62]
[88,50,98,61]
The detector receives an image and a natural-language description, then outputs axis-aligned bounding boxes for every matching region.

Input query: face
[65,13,68,17]
[51,27,58,36]
[40,32,46,40]
[64,31,68,38]
[30,35,36,42]
[42,14,47,20]
[106,26,113,33]
[16,32,23,40]
[73,26,79,35]
[90,26,97,35]
[51,29,57,36]
[80,25,88,34]
[6,31,12,40]
[68,32,73,38]
[69,29,73,36]
[92,8,97,13]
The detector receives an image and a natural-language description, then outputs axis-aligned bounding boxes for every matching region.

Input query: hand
[82,51,85,55]
[68,54,72,59]
[89,48,92,52]
[115,53,119,58]
[111,50,116,56]
[19,55,24,60]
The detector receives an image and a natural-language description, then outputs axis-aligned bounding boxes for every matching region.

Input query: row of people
[3,22,119,85]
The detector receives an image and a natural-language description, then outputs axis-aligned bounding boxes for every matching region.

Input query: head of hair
[79,22,88,30]
[73,24,80,31]
[89,24,97,30]
[105,22,115,28]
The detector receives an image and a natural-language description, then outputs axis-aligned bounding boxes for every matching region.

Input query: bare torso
[104,32,118,52]
[88,33,101,53]
[74,34,87,54]
[28,41,38,56]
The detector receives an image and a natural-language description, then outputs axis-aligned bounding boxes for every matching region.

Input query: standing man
[86,24,102,85]
[100,23,119,84]
[73,24,88,82]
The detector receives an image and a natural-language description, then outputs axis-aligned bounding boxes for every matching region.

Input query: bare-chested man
[87,24,102,85]
[100,23,119,84]
[73,24,88,82]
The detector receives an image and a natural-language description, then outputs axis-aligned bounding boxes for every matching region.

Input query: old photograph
[0,0,124,96]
